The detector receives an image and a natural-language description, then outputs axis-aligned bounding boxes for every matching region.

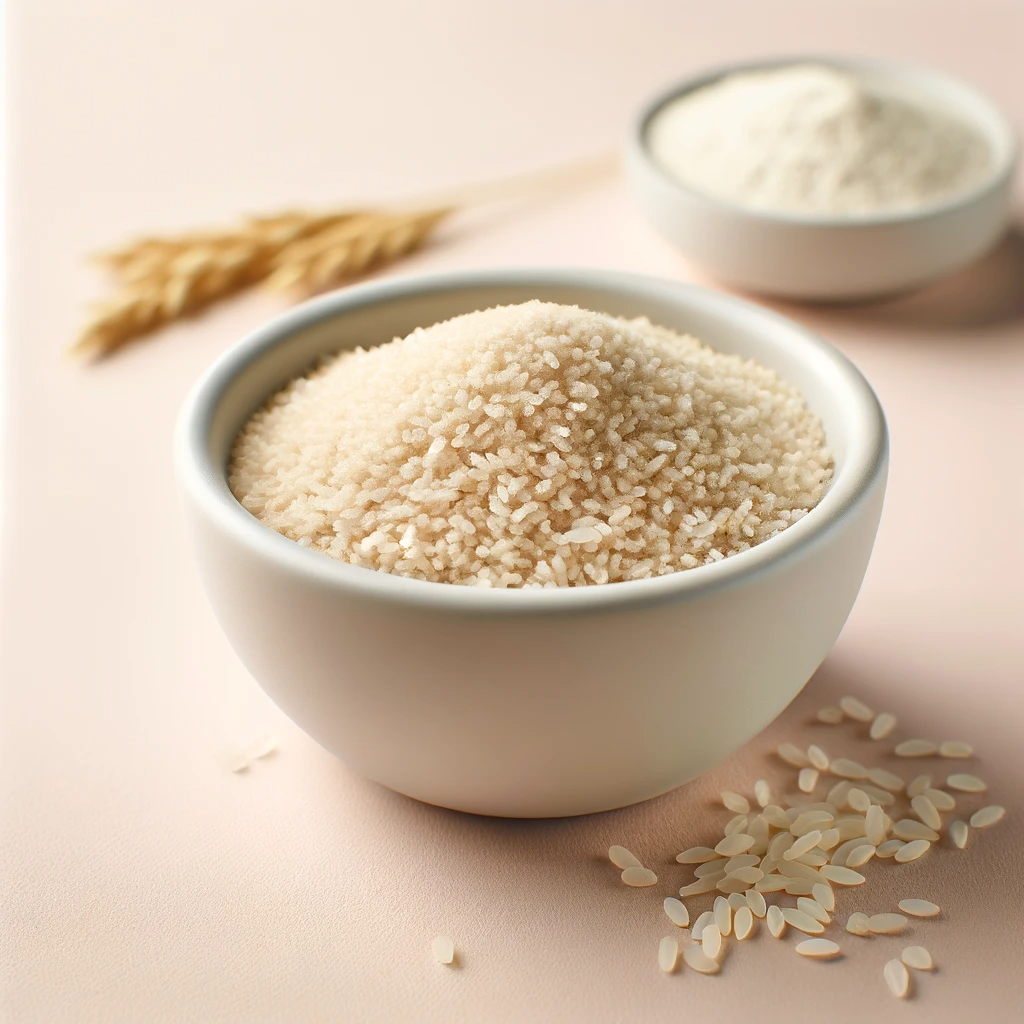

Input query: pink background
[2,1,1023,1021]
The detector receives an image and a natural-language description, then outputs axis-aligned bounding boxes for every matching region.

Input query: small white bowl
[626,56,1018,301]
[176,269,888,817]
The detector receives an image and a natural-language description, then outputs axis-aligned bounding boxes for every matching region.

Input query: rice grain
[884,958,911,999]
[970,805,1005,829]
[609,845,643,870]
[898,899,939,918]
[902,945,934,971]
[734,905,755,940]
[781,908,825,935]
[796,939,842,958]
[868,913,908,934]
[894,839,931,863]
[746,889,768,918]
[683,944,721,974]
[869,712,897,740]
[949,820,969,848]
[676,846,720,864]
[432,935,455,965]
[702,923,723,960]
[767,905,787,937]
[896,739,939,758]
[663,897,690,927]
[622,866,658,887]
[839,696,874,722]
[939,740,974,758]
[659,935,680,973]
[947,773,986,793]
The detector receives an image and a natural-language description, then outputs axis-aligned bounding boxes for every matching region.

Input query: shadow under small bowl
[626,56,1019,301]
[176,269,888,817]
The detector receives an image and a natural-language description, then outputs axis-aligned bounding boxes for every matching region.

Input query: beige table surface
[3,1,1024,1021]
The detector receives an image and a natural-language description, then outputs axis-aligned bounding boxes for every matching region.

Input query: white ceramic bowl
[626,56,1018,301]
[176,269,888,817]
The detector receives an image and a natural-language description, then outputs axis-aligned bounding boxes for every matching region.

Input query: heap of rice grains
[230,301,832,587]
[612,696,1005,999]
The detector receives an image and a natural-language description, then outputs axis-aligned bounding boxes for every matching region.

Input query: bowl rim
[631,53,1020,229]
[175,268,888,617]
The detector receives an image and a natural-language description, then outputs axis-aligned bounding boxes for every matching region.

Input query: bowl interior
[186,270,886,609]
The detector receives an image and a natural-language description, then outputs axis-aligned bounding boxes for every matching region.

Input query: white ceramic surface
[175,269,888,817]
[625,56,1019,301]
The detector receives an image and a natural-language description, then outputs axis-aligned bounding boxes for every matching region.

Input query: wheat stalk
[73,208,445,359]
[73,152,617,359]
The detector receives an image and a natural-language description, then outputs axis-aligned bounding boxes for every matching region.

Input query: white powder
[647,64,992,216]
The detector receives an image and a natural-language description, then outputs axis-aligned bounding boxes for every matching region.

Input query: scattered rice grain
[659,935,680,972]
[734,905,755,940]
[767,905,787,937]
[622,866,658,887]
[781,908,825,935]
[807,745,830,771]
[846,912,870,935]
[894,839,931,863]
[812,882,835,912]
[797,897,831,924]
[819,865,866,886]
[676,846,720,864]
[754,779,772,807]
[949,819,969,848]
[746,889,767,918]
[868,913,908,934]
[893,819,939,842]
[845,844,876,868]
[907,774,932,798]
[722,791,750,814]
[839,695,874,722]
[876,839,906,858]
[884,958,911,999]
[869,712,897,740]
[432,935,455,965]
[947,773,986,793]
[939,740,974,758]
[817,707,844,724]
[714,895,733,936]
[796,938,842,958]
[867,767,905,792]
[691,910,714,940]
[924,788,956,811]
[898,899,939,918]
[683,944,720,974]
[663,897,690,927]
[911,794,942,831]
[970,805,1005,829]
[778,743,811,767]
[609,845,643,870]
[829,757,868,780]
[895,739,939,758]
[715,833,755,857]
[702,923,723,960]
[798,767,820,793]
[902,945,934,971]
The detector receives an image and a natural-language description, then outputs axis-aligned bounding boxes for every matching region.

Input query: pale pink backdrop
[2,2,1023,1021]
